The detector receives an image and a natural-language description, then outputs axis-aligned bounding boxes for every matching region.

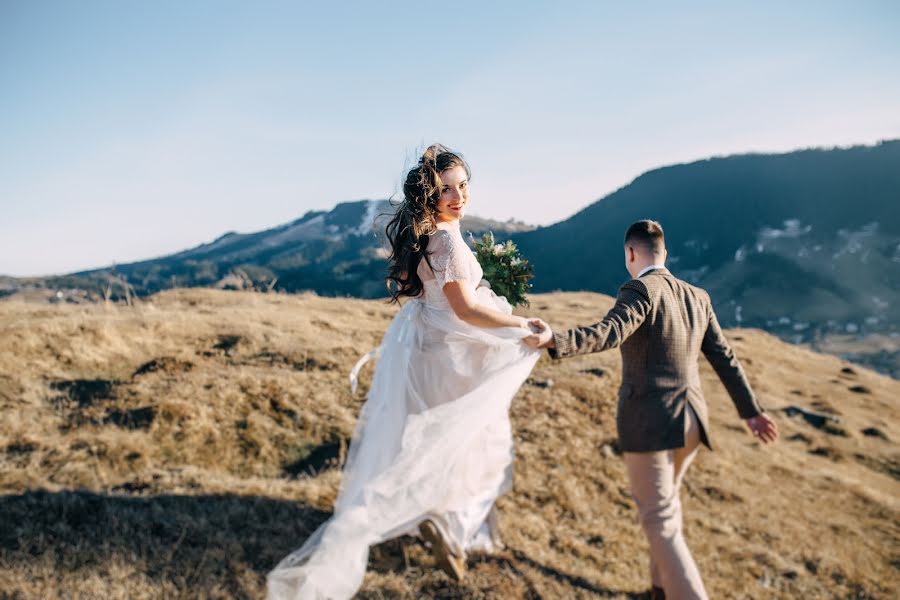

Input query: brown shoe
[649,585,665,600]
[419,519,466,582]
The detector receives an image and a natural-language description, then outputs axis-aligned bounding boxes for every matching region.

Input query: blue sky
[2,0,898,276]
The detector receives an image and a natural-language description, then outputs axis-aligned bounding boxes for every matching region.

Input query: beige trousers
[622,405,709,600]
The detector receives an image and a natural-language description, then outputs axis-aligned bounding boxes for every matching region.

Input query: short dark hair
[624,220,665,254]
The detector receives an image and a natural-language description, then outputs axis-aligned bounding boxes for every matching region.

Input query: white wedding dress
[267,220,541,599]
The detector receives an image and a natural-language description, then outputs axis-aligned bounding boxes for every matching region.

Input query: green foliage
[472,232,534,307]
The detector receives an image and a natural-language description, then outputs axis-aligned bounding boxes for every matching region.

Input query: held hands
[745,413,780,444]
[522,318,554,349]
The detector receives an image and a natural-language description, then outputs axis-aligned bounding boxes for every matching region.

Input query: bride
[267,144,545,599]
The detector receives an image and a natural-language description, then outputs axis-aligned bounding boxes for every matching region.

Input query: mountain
[509,141,900,375]
[38,200,534,299]
[9,141,899,376]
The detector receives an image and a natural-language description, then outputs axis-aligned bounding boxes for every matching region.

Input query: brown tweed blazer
[549,267,763,452]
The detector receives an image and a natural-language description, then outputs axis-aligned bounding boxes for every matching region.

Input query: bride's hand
[522,318,553,348]
[514,316,531,329]
[515,317,543,331]
[526,318,549,333]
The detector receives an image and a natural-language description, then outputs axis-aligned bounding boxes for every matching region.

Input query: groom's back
[622,268,714,373]
[616,268,719,451]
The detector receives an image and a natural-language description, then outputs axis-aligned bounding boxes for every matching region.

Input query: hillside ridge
[0,289,897,598]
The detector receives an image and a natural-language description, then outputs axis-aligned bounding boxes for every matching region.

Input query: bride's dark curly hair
[385,144,470,304]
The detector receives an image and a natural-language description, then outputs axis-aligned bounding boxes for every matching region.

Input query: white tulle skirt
[266,287,540,599]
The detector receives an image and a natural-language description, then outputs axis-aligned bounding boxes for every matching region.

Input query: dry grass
[0,289,897,599]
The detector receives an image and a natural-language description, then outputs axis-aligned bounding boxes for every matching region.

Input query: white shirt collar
[637,264,666,278]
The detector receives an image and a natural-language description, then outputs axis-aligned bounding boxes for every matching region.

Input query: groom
[525,220,778,600]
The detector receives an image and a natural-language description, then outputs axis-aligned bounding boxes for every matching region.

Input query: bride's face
[435,165,469,222]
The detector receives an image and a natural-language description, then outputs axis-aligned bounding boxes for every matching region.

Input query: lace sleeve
[428,230,471,289]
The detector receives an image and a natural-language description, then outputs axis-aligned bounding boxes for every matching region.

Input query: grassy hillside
[0,289,897,598]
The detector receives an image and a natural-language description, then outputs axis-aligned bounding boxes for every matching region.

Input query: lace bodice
[417,224,483,309]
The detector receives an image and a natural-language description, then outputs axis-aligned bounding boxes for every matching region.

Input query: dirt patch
[213,334,242,352]
[700,485,744,503]
[104,406,157,430]
[526,377,554,389]
[245,351,336,372]
[782,405,845,435]
[809,446,844,461]
[133,357,194,377]
[787,432,813,444]
[110,480,154,494]
[822,422,850,437]
[853,453,900,481]
[49,379,117,408]
[810,400,840,415]
[5,440,38,456]
[861,427,889,440]
[580,368,606,378]
[283,437,347,478]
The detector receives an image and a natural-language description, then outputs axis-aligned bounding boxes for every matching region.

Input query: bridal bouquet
[471,232,534,307]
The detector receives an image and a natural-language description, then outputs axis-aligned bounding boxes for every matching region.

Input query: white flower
[493,243,505,256]
[510,257,521,266]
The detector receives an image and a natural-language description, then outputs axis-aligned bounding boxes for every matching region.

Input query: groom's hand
[745,413,779,444]
[523,318,554,349]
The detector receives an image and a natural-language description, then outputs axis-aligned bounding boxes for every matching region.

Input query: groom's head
[624,220,667,278]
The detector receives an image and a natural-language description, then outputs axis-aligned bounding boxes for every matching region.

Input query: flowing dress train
[267,221,540,599]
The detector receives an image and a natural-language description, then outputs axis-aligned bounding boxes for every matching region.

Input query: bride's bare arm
[442,281,528,329]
